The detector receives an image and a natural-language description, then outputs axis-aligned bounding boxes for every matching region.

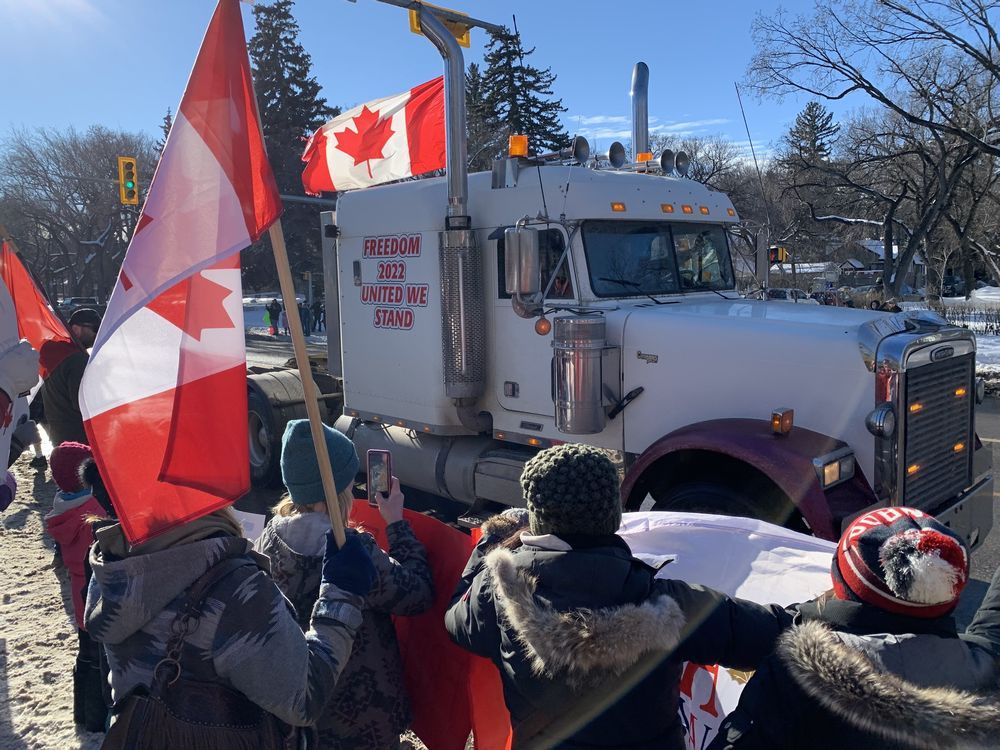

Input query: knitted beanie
[520,444,622,537]
[832,507,969,619]
[280,419,359,504]
[49,441,93,493]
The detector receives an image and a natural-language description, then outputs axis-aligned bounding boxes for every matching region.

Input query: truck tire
[648,479,804,531]
[248,388,282,488]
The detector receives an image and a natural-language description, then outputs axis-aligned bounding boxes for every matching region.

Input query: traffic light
[768,245,789,264]
[117,156,139,206]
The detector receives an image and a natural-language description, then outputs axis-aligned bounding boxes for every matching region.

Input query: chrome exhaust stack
[630,62,649,158]
[417,7,492,432]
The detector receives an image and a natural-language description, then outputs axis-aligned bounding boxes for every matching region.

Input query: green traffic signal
[125,180,135,189]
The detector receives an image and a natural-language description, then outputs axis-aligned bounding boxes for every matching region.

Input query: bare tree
[0,126,156,300]
[748,0,1000,158]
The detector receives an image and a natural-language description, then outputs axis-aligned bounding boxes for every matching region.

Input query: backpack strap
[152,552,257,692]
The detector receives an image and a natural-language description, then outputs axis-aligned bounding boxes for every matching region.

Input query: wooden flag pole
[268,219,347,548]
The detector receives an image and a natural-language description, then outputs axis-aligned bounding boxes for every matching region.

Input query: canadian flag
[0,240,78,379]
[79,0,281,544]
[301,76,445,194]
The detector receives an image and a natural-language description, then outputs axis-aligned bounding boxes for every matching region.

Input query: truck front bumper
[930,470,993,551]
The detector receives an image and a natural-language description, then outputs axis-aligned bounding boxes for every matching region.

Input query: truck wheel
[649,480,801,529]
[248,389,282,488]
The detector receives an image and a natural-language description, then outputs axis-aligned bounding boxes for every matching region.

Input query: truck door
[494,226,574,416]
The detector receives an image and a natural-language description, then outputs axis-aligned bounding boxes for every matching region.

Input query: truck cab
[314,159,992,546]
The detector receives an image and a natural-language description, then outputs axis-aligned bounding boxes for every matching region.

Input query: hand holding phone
[367,449,392,507]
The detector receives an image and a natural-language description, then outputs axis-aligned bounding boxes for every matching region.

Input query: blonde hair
[272,487,354,527]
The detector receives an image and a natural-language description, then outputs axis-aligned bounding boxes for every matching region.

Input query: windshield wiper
[598,277,666,305]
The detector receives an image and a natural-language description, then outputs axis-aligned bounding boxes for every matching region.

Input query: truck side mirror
[504,227,541,296]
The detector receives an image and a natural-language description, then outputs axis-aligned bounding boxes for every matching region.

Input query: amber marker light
[611,201,627,212]
[909,403,924,413]
[699,206,710,215]
[528,438,542,446]
[636,151,653,162]
[771,408,794,435]
[954,442,966,452]
[681,204,694,214]
[661,204,674,213]
[535,317,552,335]
[907,464,921,475]
[509,134,528,157]
[955,387,968,397]
[727,208,736,216]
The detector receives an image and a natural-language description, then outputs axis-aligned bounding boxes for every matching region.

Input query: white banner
[619,512,837,749]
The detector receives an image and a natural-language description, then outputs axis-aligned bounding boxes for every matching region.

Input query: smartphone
[366,449,392,507]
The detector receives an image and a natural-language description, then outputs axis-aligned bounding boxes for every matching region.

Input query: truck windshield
[582,221,735,297]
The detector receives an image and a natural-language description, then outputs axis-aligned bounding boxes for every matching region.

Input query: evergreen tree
[481,26,568,154]
[155,108,172,155]
[248,0,338,288]
[785,101,839,163]
[466,62,501,171]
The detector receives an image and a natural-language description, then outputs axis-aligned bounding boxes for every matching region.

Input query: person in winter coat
[708,507,1000,750]
[256,419,434,749]
[267,299,282,336]
[445,443,795,750]
[42,307,99,445]
[1,338,41,470]
[85,489,378,742]
[45,441,112,731]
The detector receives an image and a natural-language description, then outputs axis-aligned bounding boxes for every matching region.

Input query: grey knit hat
[520,444,622,536]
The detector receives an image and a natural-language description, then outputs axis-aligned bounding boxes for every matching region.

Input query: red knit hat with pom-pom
[49,441,93,493]
[832,507,969,619]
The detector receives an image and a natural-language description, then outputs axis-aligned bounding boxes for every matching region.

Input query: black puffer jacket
[708,565,1000,750]
[444,515,794,750]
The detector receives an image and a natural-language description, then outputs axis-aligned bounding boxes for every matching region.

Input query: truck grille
[902,354,974,508]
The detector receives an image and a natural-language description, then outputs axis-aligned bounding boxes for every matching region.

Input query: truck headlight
[865,403,896,439]
[814,448,856,489]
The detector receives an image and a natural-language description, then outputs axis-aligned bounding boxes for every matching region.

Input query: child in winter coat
[256,419,434,750]
[446,443,796,750]
[708,507,1000,750]
[44,441,112,732]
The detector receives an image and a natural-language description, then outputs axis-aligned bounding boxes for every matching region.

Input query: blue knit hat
[280,419,359,502]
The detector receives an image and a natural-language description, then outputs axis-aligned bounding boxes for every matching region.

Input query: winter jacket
[45,490,104,628]
[444,515,794,750]
[85,520,364,728]
[41,349,89,445]
[256,513,434,749]
[708,565,1000,750]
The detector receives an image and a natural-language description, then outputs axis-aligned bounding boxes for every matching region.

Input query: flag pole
[267,220,347,548]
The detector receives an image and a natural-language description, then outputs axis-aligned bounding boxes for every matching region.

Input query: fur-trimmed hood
[778,621,1000,749]
[485,546,685,688]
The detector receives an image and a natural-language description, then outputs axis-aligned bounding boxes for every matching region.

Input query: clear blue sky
[1,0,859,159]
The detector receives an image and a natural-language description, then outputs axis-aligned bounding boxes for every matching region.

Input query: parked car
[766,288,820,304]
[941,276,967,297]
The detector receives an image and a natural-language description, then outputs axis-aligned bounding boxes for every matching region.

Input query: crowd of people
[2,319,1000,750]
[265,298,325,337]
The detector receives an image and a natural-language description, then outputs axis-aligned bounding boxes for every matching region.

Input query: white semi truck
[247,3,992,546]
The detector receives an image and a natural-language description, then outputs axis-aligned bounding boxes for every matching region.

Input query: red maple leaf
[334,106,395,179]
[147,272,234,342]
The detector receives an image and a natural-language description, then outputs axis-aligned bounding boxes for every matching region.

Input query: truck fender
[621,418,876,541]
